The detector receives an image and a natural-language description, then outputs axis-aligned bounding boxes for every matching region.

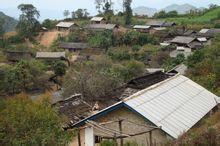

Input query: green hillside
[0,11,18,32]
[166,7,220,25]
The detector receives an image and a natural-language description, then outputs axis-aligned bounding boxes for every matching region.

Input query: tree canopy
[0,94,74,145]
[16,4,40,39]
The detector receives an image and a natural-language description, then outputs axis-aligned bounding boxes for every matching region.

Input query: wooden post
[119,120,123,146]
[149,130,152,146]
[77,128,81,146]
[113,133,117,144]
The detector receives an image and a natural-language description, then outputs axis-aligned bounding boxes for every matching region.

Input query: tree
[95,0,113,14]
[0,94,74,145]
[123,0,132,25]
[53,61,67,77]
[71,11,76,19]
[4,60,47,94]
[42,19,57,30]
[154,10,166,18]
[63,10,70,19]
[62,57,122,99]
[74,9,89,19]
[16,4,40,39]
[88,30,113,51]
[0,19,5,39]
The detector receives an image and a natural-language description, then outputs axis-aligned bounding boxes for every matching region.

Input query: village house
[183,30,197,37]
[84,24,119,32]
[197,28,220,39]
[67,74,219,146]
[56,22,79,31]
[90,17,106,24]
[5,50,33,62]
[169,36,203,58]
[149,27,167,35]
[133,25,151,33]
[36,52,66,60]
[146,20,176,28]
[59,42,88,52]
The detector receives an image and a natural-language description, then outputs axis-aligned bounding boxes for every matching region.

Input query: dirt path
[38,30,69,48]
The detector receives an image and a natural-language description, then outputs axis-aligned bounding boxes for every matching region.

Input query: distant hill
[133,4,201,17]
[0,11,18,32]
[133,6,157,17]
[162,4,197,14]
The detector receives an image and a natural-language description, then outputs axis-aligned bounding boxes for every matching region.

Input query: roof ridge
[123,74,181,102]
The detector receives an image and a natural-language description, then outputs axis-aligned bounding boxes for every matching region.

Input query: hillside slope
[0,11,18,32]
[166,7,220,24]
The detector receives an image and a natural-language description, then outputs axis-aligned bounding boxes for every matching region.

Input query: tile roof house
[59,42,88,52]
[67,74,219,146]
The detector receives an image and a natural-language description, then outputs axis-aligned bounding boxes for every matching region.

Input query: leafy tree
[63,10,70,19]
[187,50,205,68]
[63,57,122,99]
[0,94,74,145]
[95,0,113,14]
[53,61,67,77]
[71,11,76,19]
[0,19,5,39]
[154,10,166,18]
[123,0,132,25]
[88,30,113,51]
[16,4,40,39]
[167,10,178,17]
[42,19,57,30]
[4,60,47,94]
[75,9,89,19]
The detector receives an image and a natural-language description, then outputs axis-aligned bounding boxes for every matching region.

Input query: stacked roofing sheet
[133,25,151,29]
[124,75,219,138]
[36,52,65,59]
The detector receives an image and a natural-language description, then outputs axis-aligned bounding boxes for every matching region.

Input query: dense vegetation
[186,35,220,96]
[0,94,74,145]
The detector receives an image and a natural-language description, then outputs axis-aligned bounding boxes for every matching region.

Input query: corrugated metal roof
[133,25,151,29]
[71,75,219,139]
[36,52,65,58]
[199,29,210,33]
[124,75,218,138]
[56,22,76,28]
[90,17,105,21]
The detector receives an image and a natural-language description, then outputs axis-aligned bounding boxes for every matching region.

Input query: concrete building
[67,74,220,146]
